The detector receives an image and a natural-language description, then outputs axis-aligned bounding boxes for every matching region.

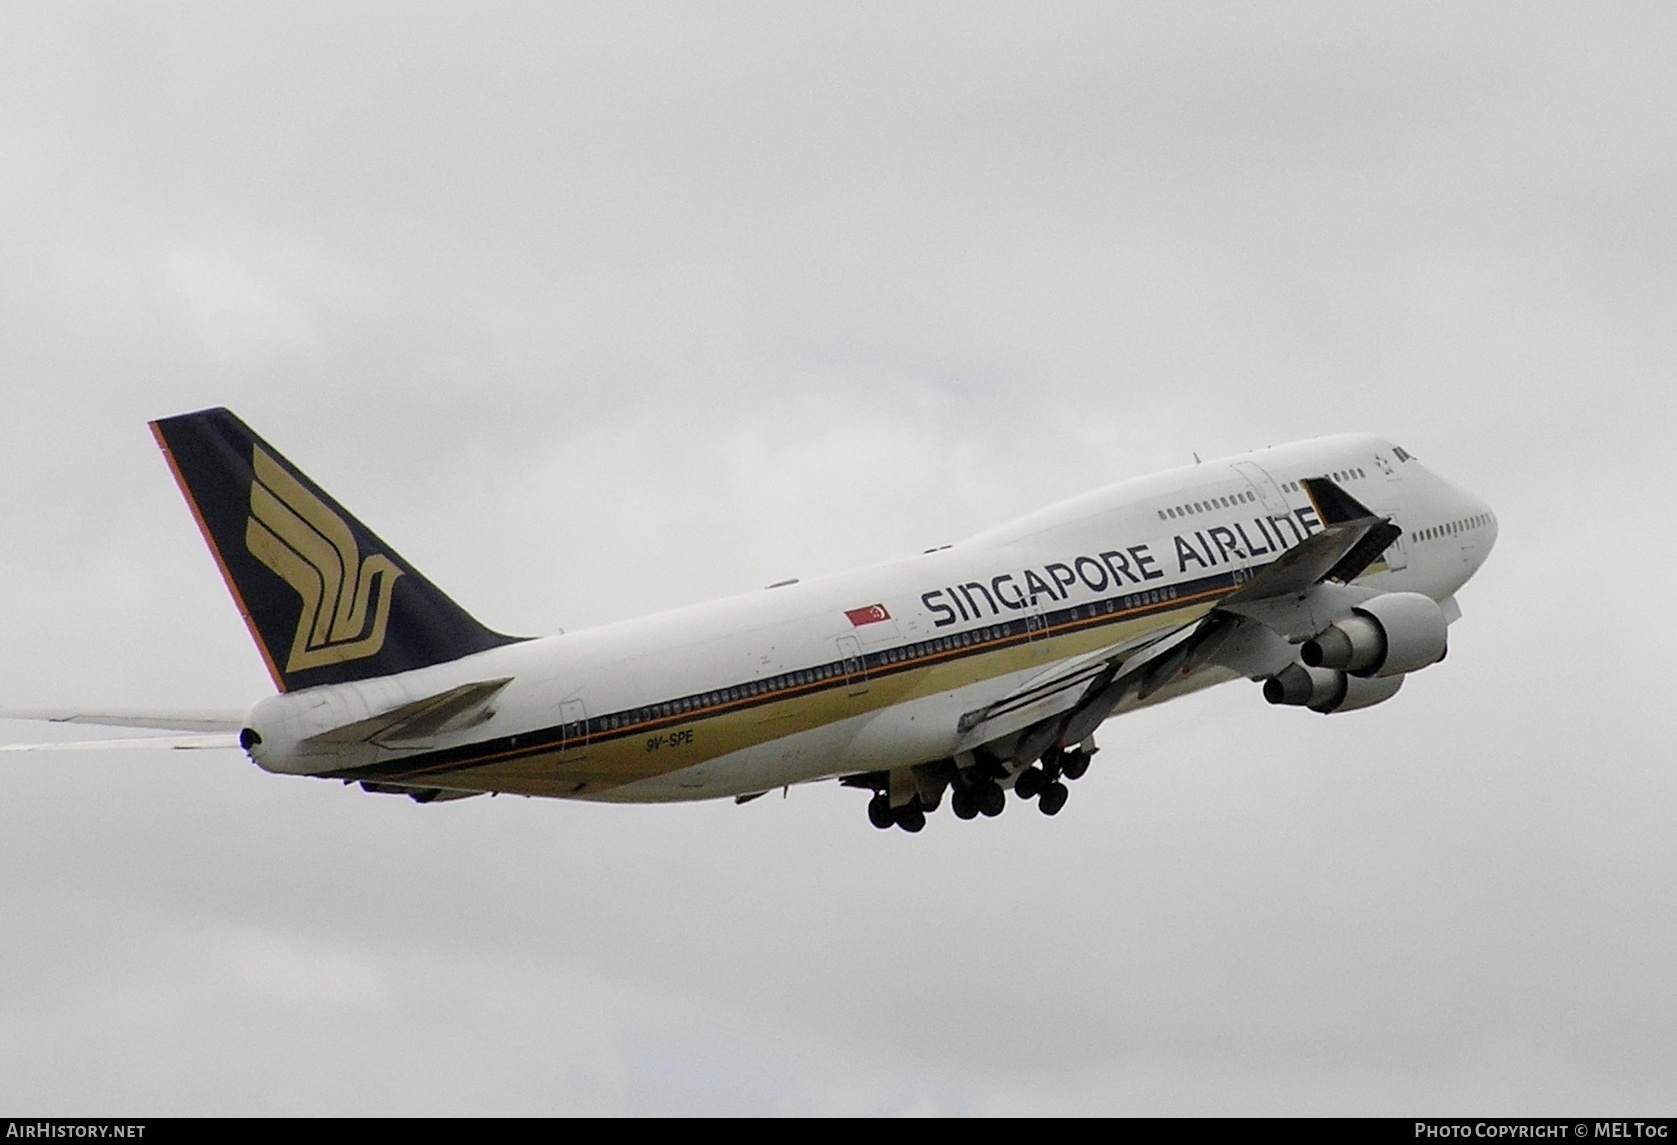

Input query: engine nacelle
[1301,591,1447,678]
[1264,663,1404,714]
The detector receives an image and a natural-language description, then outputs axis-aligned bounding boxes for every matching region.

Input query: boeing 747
[5,409,1497,832]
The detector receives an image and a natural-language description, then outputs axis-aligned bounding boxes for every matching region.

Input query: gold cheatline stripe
[358,591,1231,798]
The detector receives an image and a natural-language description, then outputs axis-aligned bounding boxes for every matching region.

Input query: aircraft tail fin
[150,407,523,693]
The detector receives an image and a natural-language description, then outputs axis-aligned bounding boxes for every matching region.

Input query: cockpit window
[1393,446,1413,462]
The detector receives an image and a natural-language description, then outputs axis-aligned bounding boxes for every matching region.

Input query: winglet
[1299,476,1380,527]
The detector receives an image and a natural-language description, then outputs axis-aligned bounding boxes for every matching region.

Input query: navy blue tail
[152,407,523,692]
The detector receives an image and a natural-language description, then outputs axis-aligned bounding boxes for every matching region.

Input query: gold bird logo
[244,446,403,672]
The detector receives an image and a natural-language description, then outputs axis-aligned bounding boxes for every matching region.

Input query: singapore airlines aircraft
[6,409,1496,832]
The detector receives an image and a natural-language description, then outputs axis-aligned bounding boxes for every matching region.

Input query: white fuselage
[244,434,1496,802]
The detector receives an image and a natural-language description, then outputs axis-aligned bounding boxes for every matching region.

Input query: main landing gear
[867,791,926,833]
[949,774,1005,821]
[1009,742,1096,817]
[851,739,1099,831]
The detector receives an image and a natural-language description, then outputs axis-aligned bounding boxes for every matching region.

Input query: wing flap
[954,620,1198,752]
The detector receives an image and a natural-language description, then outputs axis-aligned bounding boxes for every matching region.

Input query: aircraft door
[1232,460,1297,563]
[1232,461,1288,519]
[559,698,588,760]
[1232,459,1301,557]
[1026,603,1050,656]
[837,634,868,696]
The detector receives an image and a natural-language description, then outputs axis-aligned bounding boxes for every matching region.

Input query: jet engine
[1263,663,1404,714]
[1301,591,1447,679]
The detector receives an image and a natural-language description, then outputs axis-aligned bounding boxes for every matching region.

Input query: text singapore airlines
[42,410,1501,833]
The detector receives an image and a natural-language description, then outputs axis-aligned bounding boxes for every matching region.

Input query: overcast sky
[2,2,1673,1115]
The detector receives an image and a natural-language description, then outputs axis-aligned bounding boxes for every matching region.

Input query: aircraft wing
[1218,476,1400,605]
[953,623,1193,753]
[957,476,1403,758]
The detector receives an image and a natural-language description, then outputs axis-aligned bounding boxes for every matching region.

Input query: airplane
[4,408,1497,832]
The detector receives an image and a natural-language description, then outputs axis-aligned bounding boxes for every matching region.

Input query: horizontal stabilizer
[0,733,241,752]
[0,707,247,733]
[303,678,512,747]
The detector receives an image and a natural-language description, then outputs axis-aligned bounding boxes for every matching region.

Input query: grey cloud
[2,1,1673,1114]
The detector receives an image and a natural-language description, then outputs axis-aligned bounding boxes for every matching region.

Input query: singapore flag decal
[844,603,892,627]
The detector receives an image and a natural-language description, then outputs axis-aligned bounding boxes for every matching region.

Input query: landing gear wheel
[867,794,894,830]
[1014,767,1046,800]
[979,781,1006,818]
[1038,781,1069,816]
[895,804,926,833]
[976,751,1010,781]
[951,787,980,820]
[1060,751,1090,781]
